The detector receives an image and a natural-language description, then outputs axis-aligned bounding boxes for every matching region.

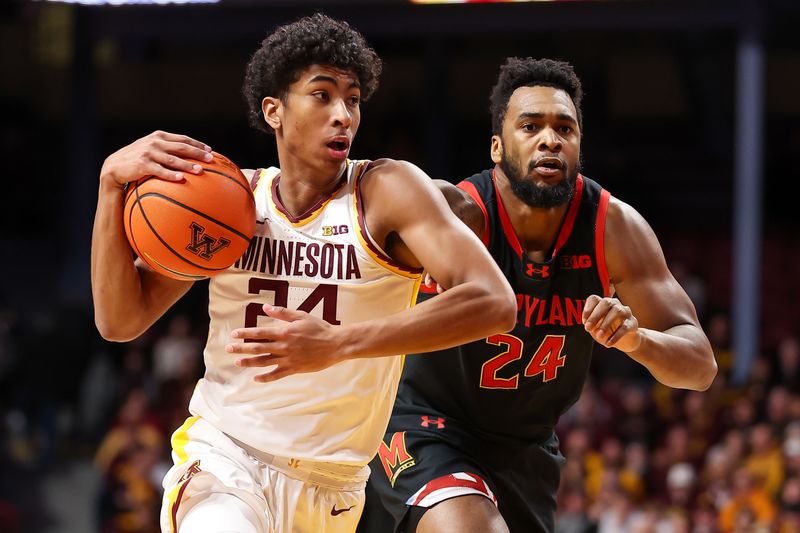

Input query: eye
[313,91,330,102]
[558,125,573,135]
[348,95,360,107]
[522,123,537,132]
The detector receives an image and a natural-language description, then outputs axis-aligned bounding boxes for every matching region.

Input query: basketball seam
[126,185,146,262]
[125,175,154,262]
[142,252,208,280]
[203,168,256,206]
[136,192,253,243]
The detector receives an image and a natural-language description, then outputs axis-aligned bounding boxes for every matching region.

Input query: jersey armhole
[456,181,490,247]
[252,167,280,197]
[250,169,263,191]
[595,189,612,297]
[353,169,424,280]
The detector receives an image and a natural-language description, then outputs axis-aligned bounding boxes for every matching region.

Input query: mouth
[326,136,351,158]
[532,157,565,178]
[534,157,564,170]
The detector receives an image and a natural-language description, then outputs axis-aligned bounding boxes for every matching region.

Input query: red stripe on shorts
[408,472,495,506]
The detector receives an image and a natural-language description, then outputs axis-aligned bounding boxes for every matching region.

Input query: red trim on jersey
[270,174,346,224]
[595,188,611,297]
[492,171,585,260]
[492,169,524,258]
[456,180,490,247]
[355,172,424,276]
[552,174,585,257]
[170,478,193,532]
[408,472,495,506]
[250,169,262,191]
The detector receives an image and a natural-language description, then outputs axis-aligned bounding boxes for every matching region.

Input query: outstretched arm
[582,198,717,390]
[228,161,516,381]
[92,131,210,341]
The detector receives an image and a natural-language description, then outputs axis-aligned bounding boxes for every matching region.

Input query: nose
[331,99,352,129]
[537,127,562,152]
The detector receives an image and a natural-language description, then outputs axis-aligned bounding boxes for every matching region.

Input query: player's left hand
[423,272,446,294]
[225,304,345,383]
[582,295,642,353]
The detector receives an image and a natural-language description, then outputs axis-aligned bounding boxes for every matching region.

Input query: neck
[494,166,570,260]
[274,143,347,217]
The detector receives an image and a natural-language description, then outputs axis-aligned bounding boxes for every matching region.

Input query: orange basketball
[123,151,256,281]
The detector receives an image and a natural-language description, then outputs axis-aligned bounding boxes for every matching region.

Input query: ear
[262,96,282,132]
[490,135,503,165]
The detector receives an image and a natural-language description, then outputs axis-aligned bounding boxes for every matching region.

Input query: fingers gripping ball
[123,151,256,280]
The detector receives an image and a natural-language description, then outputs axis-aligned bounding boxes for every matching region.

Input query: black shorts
[358,411,565,533]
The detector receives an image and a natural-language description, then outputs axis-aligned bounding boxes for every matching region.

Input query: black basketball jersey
[395,169,611,442]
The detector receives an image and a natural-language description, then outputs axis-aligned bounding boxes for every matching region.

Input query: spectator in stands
[718,467,776,532]
[744,423,785,499]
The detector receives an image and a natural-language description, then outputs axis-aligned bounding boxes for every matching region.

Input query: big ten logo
[322,225,349,236]
[559,254,592,270]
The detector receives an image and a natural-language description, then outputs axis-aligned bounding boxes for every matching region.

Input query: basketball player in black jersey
[359,58,717,532]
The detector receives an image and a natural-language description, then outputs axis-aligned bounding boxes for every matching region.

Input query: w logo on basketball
[187,222,231,260]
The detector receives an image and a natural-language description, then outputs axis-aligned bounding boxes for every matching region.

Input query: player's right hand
[99,130,213,190]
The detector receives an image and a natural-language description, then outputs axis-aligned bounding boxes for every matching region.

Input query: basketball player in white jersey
[91,14,516,533]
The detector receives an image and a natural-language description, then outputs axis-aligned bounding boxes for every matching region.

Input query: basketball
[123,151,256,281]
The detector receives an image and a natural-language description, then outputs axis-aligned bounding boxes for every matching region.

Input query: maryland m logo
[377,431,415,487]
[186,222,231,260]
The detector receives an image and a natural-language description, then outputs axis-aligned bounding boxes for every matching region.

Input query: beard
[500,148,580,208]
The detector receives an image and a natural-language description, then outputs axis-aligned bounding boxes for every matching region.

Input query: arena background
[1,0,800,531]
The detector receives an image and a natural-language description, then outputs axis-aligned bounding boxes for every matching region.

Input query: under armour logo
[526,263,550,279]
[186,222,230,260]
[420,416,445,429]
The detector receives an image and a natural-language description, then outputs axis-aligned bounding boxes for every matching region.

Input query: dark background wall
[3,1,799,327]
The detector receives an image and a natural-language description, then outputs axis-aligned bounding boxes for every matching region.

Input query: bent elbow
[696,358,719,391]
[492,292,518,333]
[95,318,141,343]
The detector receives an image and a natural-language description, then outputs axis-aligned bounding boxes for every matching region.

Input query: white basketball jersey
[188,160,422,465]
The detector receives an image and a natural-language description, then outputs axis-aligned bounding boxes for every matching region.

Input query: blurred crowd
[554,325,800,533]
[0,266,798,533]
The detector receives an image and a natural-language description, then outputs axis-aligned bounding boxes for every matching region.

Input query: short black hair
[243,13,382,134]
[489,57,583,135]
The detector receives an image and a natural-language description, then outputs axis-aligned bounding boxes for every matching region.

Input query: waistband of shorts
[229,436,370,491]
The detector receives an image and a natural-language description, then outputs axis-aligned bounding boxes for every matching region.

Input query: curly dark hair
[243,13,382,134]
[489,57,583,135]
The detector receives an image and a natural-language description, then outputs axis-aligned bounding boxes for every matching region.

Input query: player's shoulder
[461,168,494,184]
[364,158,424,180]
[360,158,434,198]
[242,167,280,192]
[606,196,649,232]
[604,195,662,269]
